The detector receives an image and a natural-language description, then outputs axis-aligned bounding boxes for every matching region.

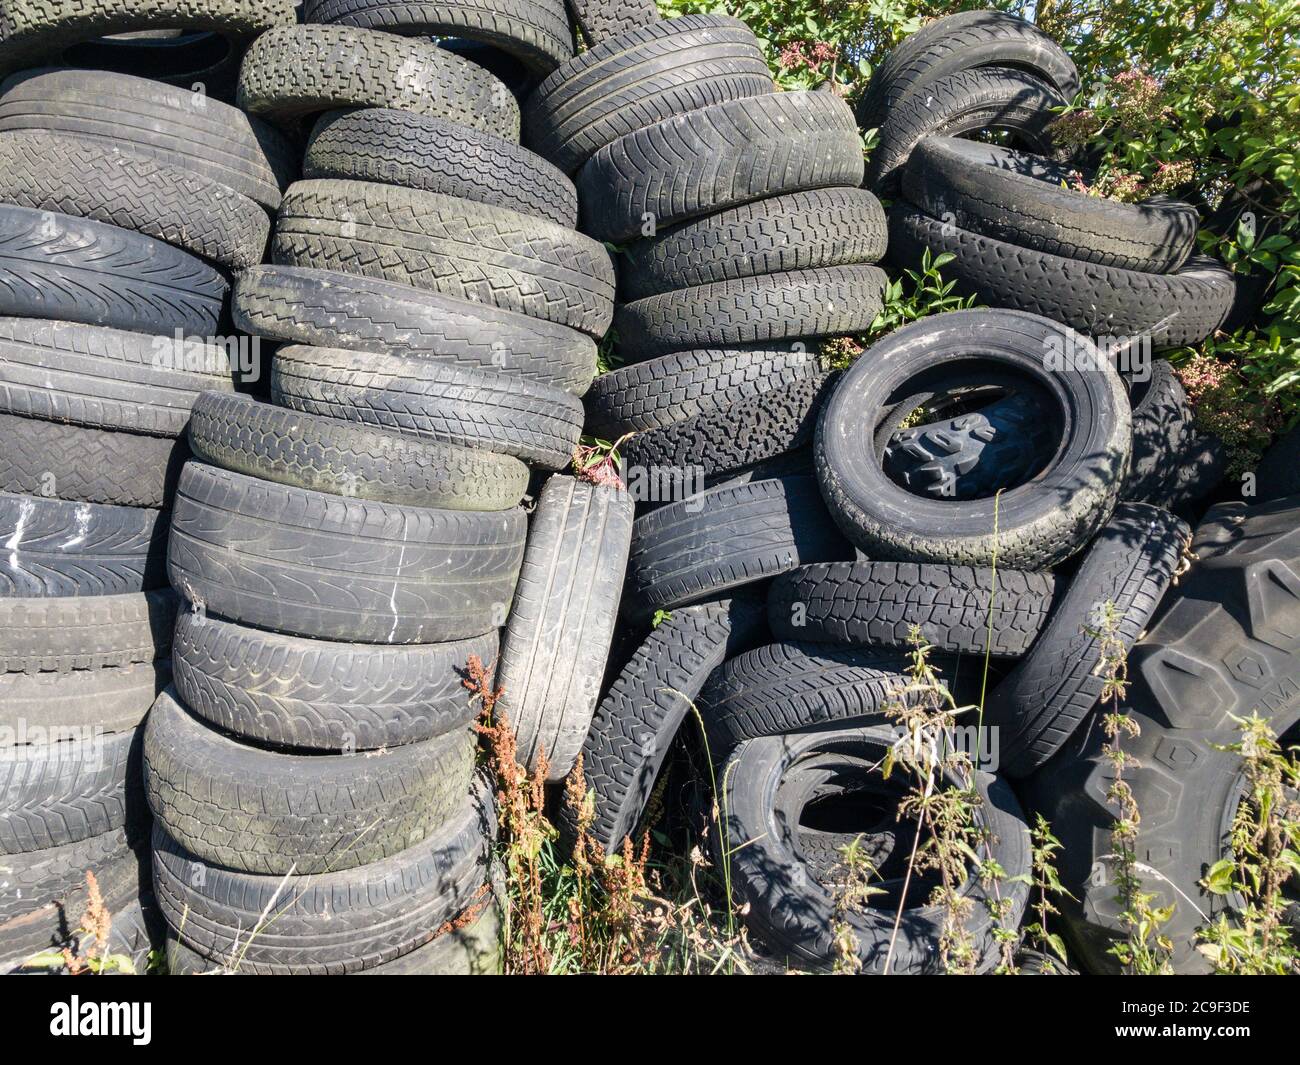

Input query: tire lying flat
[0,589,176,674]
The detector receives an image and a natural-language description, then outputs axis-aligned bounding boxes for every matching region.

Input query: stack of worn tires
[0,4,299,970]
[151,3,637,975]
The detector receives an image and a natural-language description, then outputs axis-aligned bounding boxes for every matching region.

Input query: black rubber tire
[143,688,477,875]
[154,775,493,973]
[0,660,168,736]
[188,391,529,511]
[904,137,1198,273]
[0,67,295,211]
[233,266,596,395]
[0,0,295,92]
[173,604,494,752]
[1,726,143,853]
[0,415,189,509]
[864,65,1065,197]
[0,829,146,967]
[0,493,168,597]
[880,391,1054,501]
[888,206,1235,350]
[718,721,1031,972]
[1124,359,1194,505]
[524,14,771,176]
[985,503,1191,778]
[621,374,833,483]
[271,344,584,470]
[626,475,852,613]
[168,892,503,975]
[0,131,269,270]
[0,205,226,336]
[167,462,526,643]
[578,90,863,243]
[0,318,235,438]
[814,310,1131,569]
[237,24,520,140]
[273,179,615,337]
[304,0,572,74]
[305,108,577,227]
[496,477,634,780]
[568,0,658,47]
[701,640,913,746]
[856,9,1080,135]
[561,595,765,855]
[621,187,887,301]
[1256,423,1300,504]
[615,265,888,362]
[767,561,1056,656]
[0,590,176,675]
[583,345,823,439]
[1026,497,1300,973]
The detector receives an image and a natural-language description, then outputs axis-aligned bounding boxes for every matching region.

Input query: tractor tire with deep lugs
[166,463,526,643]
[523,14,771,175]
[578,90,863,243]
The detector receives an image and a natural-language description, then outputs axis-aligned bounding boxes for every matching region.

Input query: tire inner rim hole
[875,362,1066,501]
[64,29,232,79]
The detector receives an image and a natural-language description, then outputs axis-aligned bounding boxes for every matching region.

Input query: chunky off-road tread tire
[0,590,176,674]
[0,660,168,736]
[888,206,1235,349]
[815,310,1131,569]
[904,137,1197,273]
[579,90,863,243]
[721,723,1031,972]
[701,640,915,745]
[237,25,520,140]
[168,463,525,643]
[305,108,577,227]
[154,775,492,972]
[881,392,1051,501]
[173,610,495,751]
[865,66,1065,197]
[622,188,887,300]
[1255,423,1300,504]
[622,374,832,482]
[524,14,771,175]
[0,727,142,853]
[188,391,528,511]
[986,503,1190,777]
[234,266,596,394]
[305,0,572,74]
[0,132,269,270]
[0,0,295,90]
[583,345,822,439]
[616,265,888,362]
[271,344,584,470]
[857,9,1079,134]
[561,596,764,854]
[627,475,851,613]
[273,179,615,336]
[0,829,145,965]
[568,0,658,47]
[497,477,633,779]
[0,205,226,336]
[144,688,476,875]
[0,493,168,597]
[0,318,233,438]
[768,561,1055,656]
[0,68,294,210]
[1028,497,1300,973]
[0,415,188,509]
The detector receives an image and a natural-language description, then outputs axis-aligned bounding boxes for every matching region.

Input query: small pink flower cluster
[1149,159,1194,194]
[1049,109,1103,151]
[1111,67,1170,126]
[777,40,838,71]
